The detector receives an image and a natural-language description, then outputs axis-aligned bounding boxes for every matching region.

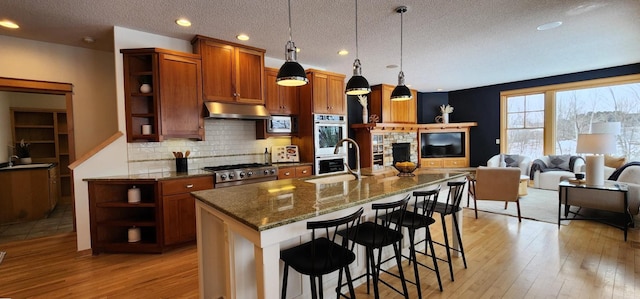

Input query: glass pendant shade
[345,59,371,95]
[277,0,308,87]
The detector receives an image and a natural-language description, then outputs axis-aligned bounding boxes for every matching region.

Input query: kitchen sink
[0,163,53,171]
[305,174,361,185]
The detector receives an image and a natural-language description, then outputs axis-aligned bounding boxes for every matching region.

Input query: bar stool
[280,207,364,299]
[425,180,468,281]
[384,186,443,298]
[338,195,410,299]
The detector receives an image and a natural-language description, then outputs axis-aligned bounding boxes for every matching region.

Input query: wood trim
[351,122,478,132]
[500,74,640,96]
[68,131,124,170]
[0,77,73,93]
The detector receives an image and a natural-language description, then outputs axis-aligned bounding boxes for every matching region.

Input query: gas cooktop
[203,163,271,172]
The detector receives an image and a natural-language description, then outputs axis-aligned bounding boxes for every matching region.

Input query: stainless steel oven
[314,114,348,175]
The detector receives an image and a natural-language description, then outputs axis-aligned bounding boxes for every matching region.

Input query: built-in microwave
[316,156,346,175]
[267,115,297,134]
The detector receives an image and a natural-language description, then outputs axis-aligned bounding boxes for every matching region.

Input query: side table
[558,180,630,241]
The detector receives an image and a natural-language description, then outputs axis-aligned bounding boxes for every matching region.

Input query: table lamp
[576,133,616,186]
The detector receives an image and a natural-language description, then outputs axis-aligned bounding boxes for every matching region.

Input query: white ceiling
[1,0,639,92]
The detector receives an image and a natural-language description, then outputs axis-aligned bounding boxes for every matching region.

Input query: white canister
[127,186,141,203]
[141,124,152,135]
[128,226,141,243]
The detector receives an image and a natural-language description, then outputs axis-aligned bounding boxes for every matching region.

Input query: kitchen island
[192,168,468,299]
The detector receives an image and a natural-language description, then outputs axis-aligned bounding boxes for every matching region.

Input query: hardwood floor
[0,208,638,298]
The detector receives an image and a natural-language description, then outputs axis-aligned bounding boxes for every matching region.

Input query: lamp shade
[276,61,308,87]
[391,84,412,101]
[576,133,616,154]
[591,122,621,134]
[345,75,371,95]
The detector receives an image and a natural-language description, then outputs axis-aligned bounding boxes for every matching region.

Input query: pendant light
[345,0,371,95]
[390,6,412,101]
[276,0,308,87]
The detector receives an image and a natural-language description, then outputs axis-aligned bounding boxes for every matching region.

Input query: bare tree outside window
[506,94,544,158]
[556,83,640,161]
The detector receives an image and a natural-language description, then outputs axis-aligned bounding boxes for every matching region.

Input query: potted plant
[17,139,32,164]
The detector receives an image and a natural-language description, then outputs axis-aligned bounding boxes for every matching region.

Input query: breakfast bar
[192,169,467,299]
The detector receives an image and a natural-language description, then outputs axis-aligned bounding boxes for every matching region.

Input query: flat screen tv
[421,132,465,158]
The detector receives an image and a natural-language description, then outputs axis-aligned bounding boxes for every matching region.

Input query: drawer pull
[185,184,194,188]
[285,172,291,176]
[302,170,307,174]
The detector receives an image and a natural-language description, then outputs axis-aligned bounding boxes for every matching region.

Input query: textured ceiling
[1,0,639,92]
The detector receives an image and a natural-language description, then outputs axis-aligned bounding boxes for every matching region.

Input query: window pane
[556,82,640,160]
[507,96,524,113]
[506,128,543,158]
[525,111,544,128]
[508,112,524,128]
[525,94,544,111]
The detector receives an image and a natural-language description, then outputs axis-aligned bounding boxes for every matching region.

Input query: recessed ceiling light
[537,21,563,31]
[176,18,192,27]
[82,36,95,44]
[0,20,19,29]
[338,49,349,56]
[386,64,398,69]
[236,34,249,41]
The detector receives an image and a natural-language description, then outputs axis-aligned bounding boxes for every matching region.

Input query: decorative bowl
[393,161,419,177]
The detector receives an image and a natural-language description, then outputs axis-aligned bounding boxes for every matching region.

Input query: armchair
[487,154,531,176]
[532,155,585,190]
[473,167,523,222]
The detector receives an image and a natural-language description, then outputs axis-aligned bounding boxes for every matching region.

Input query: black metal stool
[280,207,364,299]
[383,186,444,298]
[337,195,410,299]
[425,180,468,281]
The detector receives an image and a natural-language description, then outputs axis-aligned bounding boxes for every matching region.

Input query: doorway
[0,77,76,243]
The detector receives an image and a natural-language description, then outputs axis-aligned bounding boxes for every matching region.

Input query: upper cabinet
[301,69,345,115]
[369,84,417,124]
[121,48,204,142]
[264,67,299,115]
[191,35,265,105]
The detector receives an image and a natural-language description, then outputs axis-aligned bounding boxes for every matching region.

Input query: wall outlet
[495,138,500,145]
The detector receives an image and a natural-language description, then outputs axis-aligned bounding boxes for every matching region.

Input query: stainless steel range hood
[204,102,271,120]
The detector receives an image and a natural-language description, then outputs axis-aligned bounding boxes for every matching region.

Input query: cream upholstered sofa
[487,154,531,176]
[531,155,585,190]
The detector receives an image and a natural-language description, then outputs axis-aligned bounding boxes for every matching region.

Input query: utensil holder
[176,158,188,173]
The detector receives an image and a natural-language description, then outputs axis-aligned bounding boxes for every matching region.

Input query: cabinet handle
[285,172,291,176]
[185,184,194,188]
[302,170,308,174]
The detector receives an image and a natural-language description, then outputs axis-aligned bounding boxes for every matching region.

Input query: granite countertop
[192,168,468,232]
[84,169,213,181]
[0,162,56,172]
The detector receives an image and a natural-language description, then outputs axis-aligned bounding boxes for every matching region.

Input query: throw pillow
[548,155,571,171]
[604,155,626,169]
[503,155,520,168]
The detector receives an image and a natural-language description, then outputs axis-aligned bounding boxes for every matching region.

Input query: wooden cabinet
[88,180,160,254]
[11,108,71,202]
[369,84,417,123]
[88,176,214,254]
[0,165,58,224]
[192,35,265,104]
[277,165,312,179]
[121,48,204,142]
[264,67,299,115]
[160,176,213,246]
[301,69,346,115]
[353,130,387,171]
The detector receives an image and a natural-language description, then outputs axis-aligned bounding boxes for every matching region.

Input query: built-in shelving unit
[11,108,71,202]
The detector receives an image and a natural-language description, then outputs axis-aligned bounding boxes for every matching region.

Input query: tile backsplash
[127,119,291,174]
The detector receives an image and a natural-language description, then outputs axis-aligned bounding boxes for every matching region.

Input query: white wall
[0,35,118,157]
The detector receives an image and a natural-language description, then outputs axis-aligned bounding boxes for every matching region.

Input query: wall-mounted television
[421,132,465,158]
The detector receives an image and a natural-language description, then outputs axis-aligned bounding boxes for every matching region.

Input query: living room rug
[464,187,571,225]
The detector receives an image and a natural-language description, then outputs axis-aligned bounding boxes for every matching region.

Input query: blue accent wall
[445,63,640,167]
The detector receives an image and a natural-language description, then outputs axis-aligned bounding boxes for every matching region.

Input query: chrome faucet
[333,138,361,180]
[8,145,18,167]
